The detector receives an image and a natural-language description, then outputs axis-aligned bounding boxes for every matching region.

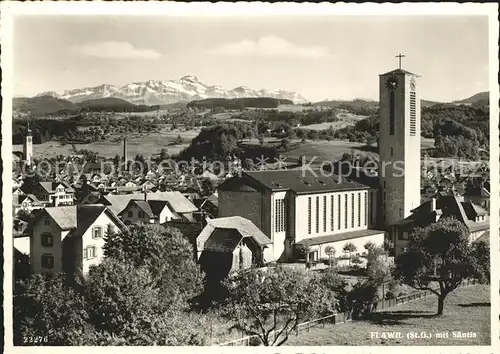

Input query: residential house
[24,181,75,207]
[391,195,490,256]
[99,191,199,223]
[119,198,178,225]
[28,205,127,275]
[197,216,274,282]
[13,194,44,216]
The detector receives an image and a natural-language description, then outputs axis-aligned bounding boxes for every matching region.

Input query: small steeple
[27,120,32,135]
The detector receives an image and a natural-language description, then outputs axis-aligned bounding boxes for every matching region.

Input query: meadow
[12,128,199,159]
[285,284,490,346]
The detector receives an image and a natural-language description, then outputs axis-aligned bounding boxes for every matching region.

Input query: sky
[13,15,490,102]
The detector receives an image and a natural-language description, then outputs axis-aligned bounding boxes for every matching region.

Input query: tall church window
[330,195,334,231]
[344,195,348,229]
[323,196,327,232]
[364,191,368,226]
[338,195,341,230]
[274,199,286,233]
[316,196,320,233]
[307,197,312,234]
[351,193,355,228]
[358,193,361,227]
[390,90,395,135]
[410,92,416,136]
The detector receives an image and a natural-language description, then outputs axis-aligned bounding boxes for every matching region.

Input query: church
[217,60,489,262]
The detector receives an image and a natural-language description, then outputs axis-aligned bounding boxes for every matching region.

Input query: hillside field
[12,128,198,159]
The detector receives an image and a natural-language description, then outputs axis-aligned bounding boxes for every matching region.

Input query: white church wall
[294,189,371,244]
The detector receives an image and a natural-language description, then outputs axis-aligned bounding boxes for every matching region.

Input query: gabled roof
[197,216,272,253]
[38,181,75,194]
[101,191,198,216]
[66,205,127,239]
[45,206,78,230]
[394,195,489,230]
[118,199,155,218]
[461,201,488,219]
[219,169,370,195]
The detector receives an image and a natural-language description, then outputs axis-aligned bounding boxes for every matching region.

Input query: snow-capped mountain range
[36,75,309,105]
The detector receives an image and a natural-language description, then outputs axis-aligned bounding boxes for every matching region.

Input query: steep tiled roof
[102,191,198,216]
[221,169,370,195]
[66,205,127,239]
[394,195,490,231]
[45,206,78,230]
[197,216,272,253]
[462,201,488,219]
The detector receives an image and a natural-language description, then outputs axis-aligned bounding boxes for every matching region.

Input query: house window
[337,195,341,230]
[323,196,327,232]
[92,226,103,239]
[307,197,312,234]
[351,193,355,228]
[330,195,334,231]
[390,146,394,156]
[139,211,145,218]
[41,232,54,247]
[127,210,133,217]
[344,194,348,229]
[398,231,409,240]
[358,193,361,227]
[41,254,54,269]
[44,217,50,225]
[315,196,320,233]
[84,246,97,260]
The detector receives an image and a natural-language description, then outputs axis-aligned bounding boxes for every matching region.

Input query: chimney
[123,137,128,171]
[143,185,147,201]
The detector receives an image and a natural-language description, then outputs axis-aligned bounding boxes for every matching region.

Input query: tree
[103,223,204,307]
[364,241,376,252]
[222,267,333,346]
[342,243,357,267]
[324,246,336,268]
[13,274,89,345]
[346,280,379,319]
[469,240,490,284]
[394,217,483,315]
[319,269,348,311]
[83,259,207,345]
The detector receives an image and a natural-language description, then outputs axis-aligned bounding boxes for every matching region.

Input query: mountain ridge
[34,75,309,105]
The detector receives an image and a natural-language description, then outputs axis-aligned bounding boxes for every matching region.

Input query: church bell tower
[23,122,33,166]
[379,55,421,227]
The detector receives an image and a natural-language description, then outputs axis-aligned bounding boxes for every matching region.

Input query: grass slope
[285,284,490,346]
[13,96,79,115]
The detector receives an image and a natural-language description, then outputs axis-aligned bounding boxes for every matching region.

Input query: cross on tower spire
[396,53,405,70]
